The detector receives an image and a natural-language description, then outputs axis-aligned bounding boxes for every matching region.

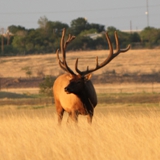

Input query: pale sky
[0,0,160,31]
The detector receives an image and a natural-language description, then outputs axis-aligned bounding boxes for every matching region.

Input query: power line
[0,4,160,15]
[1,12,160,28]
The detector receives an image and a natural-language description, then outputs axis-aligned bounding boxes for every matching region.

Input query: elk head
[56,28,130,91]
[64,74,92,94]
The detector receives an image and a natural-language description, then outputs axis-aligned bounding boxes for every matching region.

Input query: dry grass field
[0,49,160,160]
[0,49,160,78]
[0,106,160,160]
[1,49,160,93]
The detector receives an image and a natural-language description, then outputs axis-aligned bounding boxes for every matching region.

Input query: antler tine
[56,49,69,72]
[57,29,130,77]
[75,31,130,76]
[65,34,76,49]
[105,31,131,64]
[75,32,114,76]
[56,28,76,75]
[114,31,131,54]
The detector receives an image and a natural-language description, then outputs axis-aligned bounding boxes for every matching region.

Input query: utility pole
[0,28,4,54]
[130,20,132,34]
[6,29,10,45]
[0,77,1,91]
[146,0,149,27]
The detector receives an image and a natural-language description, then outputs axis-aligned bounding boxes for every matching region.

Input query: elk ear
[85,74,92,81]
[66,74,75,80]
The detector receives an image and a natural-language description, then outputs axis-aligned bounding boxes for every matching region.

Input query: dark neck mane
[76,86,93,115]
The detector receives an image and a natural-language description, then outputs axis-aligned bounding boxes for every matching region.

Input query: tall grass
[0,107,160,160]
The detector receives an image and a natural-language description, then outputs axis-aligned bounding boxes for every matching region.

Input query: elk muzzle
[64,86,71,94]
[64,80,84,94]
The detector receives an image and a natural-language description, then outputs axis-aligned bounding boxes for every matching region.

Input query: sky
[0,0,160,32]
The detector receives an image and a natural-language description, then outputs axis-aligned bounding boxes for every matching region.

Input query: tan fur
[53,73,97,124]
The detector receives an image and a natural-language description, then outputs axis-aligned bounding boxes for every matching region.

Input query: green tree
[39,76,55,96]
[4,17,160,55]
[12,35,26,54]
[107,26,131,48]
[89,23,105,32]
[70,17,89,35]
[45,21,69,36]
[129,32,141,43]
[2,45,16,56]
[140,27,160,47]
[24,29,43,53]
[8,25,26,34]
[45,21,69,52]
[38,16,48,29]
[79,29,97,36]
[106,26,120,48]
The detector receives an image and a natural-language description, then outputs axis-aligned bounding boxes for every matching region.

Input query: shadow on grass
[0,91,53,106]
[16,105,46,110]
[0,91,32,99]
[97,92,160,104]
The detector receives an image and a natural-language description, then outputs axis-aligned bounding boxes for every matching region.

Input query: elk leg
[87,110,94,124]
[72,111,78,123]
[87,115,93,124]
[67,112,72,123]
[57,109,64,125]
[55,100,64,125]
[67,111,78,123]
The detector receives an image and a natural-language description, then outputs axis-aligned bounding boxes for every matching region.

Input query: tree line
[0,16,160,56]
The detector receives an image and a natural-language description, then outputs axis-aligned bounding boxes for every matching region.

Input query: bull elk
[53,28,130,124]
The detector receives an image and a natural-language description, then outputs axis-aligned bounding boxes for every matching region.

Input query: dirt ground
[0,73,160,89]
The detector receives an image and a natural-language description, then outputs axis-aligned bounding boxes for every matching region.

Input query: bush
[21,66,32,78]
[39,76,55,96]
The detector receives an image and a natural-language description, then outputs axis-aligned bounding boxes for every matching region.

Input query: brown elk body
[53,28,130,124]
[53,73,97,124]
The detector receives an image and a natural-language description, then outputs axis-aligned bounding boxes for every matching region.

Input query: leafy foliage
[140,27,160,47]
[39,76,55,97]
[1,16,160,56]
[21,66,32,78]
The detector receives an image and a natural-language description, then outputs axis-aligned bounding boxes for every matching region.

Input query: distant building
[2,29,14,37]
[86,32,103,40]
[122,30,142,34]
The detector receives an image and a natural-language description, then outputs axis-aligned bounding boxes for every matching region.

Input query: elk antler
[56,28,76,75]
[75,31,130,76]
[57,29,130,77]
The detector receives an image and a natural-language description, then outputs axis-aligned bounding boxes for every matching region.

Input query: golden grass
[0,49,160,78]
[0,106,160,160]
[1,49,160,160]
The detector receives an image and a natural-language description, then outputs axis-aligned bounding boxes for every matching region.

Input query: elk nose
[64,87,71,94]
[64,87,68,92]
